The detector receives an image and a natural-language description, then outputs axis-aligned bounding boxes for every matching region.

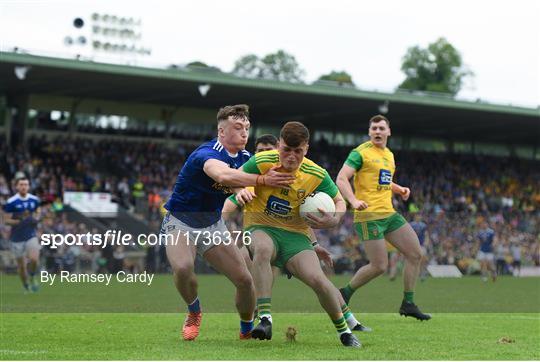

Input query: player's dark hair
[255,134,278,147]
[369,114,390,127]
[280,121,309,147]
[15,177,29,185]
[216,104,249,124]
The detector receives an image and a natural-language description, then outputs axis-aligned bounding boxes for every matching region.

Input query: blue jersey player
[2,177,41,293]
[161,104,294,341]
[476,221,497,282]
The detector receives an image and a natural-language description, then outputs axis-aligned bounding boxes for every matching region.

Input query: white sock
[345,313,360,329]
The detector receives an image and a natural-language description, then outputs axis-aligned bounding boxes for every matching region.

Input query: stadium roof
[1,51,539,145]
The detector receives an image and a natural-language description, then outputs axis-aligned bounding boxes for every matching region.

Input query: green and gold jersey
[236,150,339,237]
[345,141,396,222]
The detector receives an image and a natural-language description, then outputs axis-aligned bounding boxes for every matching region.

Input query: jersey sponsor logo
[266,195,292,216]
[378,169,392,185]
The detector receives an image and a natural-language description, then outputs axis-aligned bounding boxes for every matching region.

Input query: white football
[299,192,336,220]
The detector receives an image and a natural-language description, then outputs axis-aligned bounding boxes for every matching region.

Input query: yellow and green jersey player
[336,115,431,321]
[223,134,334,276]
[230,122,362,347]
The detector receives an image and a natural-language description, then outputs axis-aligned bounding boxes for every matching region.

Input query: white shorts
[11,237,41,258]
[477,251,494,262]
[161,213,231,257]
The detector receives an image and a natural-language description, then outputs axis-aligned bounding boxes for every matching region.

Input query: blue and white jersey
[410,221,427,246]
[165,138,251,228]
[478,228,495,253]
[3,193,40,242]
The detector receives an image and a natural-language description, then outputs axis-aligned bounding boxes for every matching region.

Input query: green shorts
[354,212,408,242]
[246,225,313,269]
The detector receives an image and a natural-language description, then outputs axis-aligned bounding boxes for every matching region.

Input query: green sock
[332,315,350,335]
[342,283,356,300]
[341,304,352,320]
[404,291,414,303]
[257,297,271,319]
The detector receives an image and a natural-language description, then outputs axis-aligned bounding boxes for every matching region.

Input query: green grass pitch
[1,274,539,360]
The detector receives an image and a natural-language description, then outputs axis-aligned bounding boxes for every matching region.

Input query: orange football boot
[182,312,202,341]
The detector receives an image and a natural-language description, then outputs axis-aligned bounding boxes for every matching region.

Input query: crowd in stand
[1,135,539,275]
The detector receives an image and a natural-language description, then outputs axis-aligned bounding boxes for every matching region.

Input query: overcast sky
[1,0,539,107]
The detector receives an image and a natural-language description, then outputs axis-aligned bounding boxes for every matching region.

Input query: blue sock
[187,297,201,313]
[240,319,254,334]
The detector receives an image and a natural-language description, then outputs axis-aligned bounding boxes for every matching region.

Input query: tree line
[181,37,472,96]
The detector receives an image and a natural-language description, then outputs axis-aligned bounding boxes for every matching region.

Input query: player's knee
[252,246,273,262]
[309,275,330,293]
[406,249,422,264]
[371,260,388,275]
[170,260,194,277]
[232,271,254,290]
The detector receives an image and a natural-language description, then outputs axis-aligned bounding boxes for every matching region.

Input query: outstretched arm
[203,159,294,188]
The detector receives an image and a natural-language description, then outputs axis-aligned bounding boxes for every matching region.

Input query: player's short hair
[369,114,390,127]
[216,104,250,124]
[15,177,29,185]
[255,134,278,147]
[280,121,309,147]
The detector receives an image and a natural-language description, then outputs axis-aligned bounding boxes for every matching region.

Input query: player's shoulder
[7,194,20,203]
[354,141,374,154]
[254,149,279,164]
[253,150,279,174]
[27,193,39,201]
[189,138,223,161]
[197,138,223,153]
[355,140,373,150]
[383,146,395,157]
[241,149,251,159]
[300,157,327,180]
